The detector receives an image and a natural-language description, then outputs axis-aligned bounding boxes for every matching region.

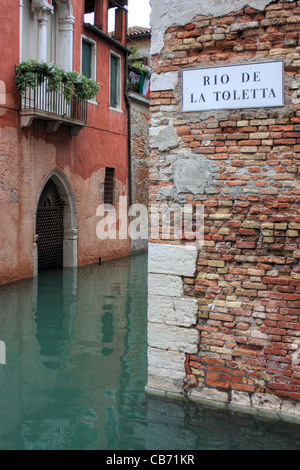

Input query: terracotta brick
[176,126,190,136]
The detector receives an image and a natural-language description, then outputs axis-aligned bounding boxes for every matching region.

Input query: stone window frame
[80,33,98,105]
[109,50,122,112]
[104,167,115,208]
[33,167,78,276]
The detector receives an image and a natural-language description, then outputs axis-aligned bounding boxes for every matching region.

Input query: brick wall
[130,92,150,208]
[148,0,300,415]
[129,91,150,253]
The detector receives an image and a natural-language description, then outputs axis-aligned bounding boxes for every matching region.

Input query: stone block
[148,273,183,297]
[148,294,198,327]
[189,385,229,403]
[150,71,178,92]
[148,323,198,354]
[251,392,282,411]
[148,242,198,277]
[147,347,186,380]
[147,348,187,393]
[230,390,251,408]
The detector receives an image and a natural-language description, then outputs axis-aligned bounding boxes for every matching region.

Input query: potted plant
[15,60,100,103]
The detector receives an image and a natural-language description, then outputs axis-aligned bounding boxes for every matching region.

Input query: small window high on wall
[104,168,115,206]
[84,0,95,25]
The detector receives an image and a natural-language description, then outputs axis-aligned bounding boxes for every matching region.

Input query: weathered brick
[236,241,256,249]
[150,1,300,407]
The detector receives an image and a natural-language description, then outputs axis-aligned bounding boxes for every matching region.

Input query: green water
[0,253,300,450]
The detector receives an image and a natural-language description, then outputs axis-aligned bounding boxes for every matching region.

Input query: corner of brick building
[147,0,300,417]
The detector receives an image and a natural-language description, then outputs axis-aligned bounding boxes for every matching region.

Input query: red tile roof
[127,26,151,37]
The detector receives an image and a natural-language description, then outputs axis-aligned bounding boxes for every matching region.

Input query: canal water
[1,253,300,450]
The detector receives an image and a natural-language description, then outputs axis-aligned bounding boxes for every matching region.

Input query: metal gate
[36,179,64,272]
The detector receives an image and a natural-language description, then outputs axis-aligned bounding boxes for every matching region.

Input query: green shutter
[110,55,117,108]
[82,40,92,79]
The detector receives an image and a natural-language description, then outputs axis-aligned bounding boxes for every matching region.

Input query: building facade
[0,0,131,284]
[147,0,300,417]
[127,26,151,253]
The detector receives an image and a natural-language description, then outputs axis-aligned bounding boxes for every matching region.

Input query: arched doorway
[34,169,78,274]
[36,179,64,271]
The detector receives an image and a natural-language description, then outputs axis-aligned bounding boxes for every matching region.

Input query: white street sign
[182,61,284,112]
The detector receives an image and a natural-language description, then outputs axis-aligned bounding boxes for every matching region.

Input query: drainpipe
[124,34,132,207]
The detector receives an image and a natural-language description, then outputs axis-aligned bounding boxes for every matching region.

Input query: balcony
[128,65,150,98]
[17,65,90,136]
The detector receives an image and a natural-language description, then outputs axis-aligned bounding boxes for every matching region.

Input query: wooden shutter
[110,55,118,108]
[82,40,92,79]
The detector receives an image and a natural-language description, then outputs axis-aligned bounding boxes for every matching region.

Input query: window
[82,40,92,79]
[104,168,115,206]
[110,52,121,109]
[81,36,97,84]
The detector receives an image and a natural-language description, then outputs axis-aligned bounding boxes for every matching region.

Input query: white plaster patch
[150,71,178,92]
[150,125,179,151]
[148,242,198,277]
[173,154,219,198]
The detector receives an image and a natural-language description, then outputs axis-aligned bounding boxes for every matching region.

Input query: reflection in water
[36,271,72,360]
[0,253,300,450]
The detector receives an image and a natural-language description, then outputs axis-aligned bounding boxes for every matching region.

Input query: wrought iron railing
[20,69,88,124]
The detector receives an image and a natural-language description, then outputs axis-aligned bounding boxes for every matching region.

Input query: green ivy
[15,60,100,103]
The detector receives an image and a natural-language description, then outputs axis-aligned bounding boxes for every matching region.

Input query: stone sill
[129,90,150,105]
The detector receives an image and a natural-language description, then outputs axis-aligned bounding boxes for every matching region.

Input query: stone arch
[53,0,74,15]
[33,167,78,275]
